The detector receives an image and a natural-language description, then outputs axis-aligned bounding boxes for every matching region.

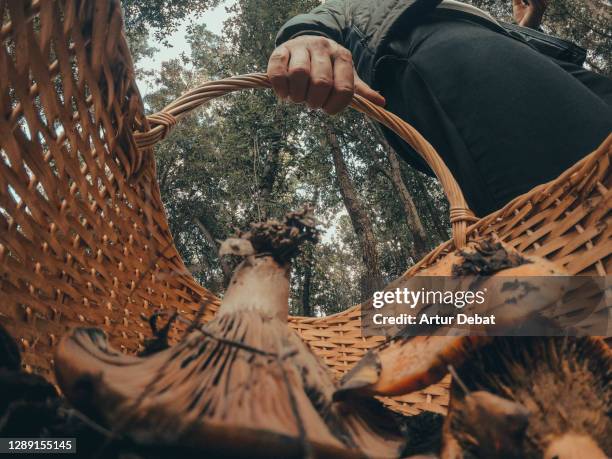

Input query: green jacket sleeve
[275,0,349,47]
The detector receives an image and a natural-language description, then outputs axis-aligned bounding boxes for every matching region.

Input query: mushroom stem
[219,255,290,320]
[54,207,406,458]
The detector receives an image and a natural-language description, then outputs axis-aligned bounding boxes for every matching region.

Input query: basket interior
[1,0,610,418]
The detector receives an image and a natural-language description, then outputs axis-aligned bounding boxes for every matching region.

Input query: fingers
[266,35,382,115]
[267,47,290,99]
[322,50,354,115]
[287,46,310,103]
[306,52,333,109]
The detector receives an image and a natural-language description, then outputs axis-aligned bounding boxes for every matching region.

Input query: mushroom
[334,234,610,457]
[442,390,530,459]
[337,334,611,458]
[442,337,611,458]
[54,208,406,458]
[336,235,572,399]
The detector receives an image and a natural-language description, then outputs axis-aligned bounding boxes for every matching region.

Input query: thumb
[354,73,386,107]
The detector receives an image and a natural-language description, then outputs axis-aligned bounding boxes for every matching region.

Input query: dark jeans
[376,15,612,217]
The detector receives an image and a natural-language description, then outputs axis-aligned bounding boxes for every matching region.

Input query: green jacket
[275,1,587,87]
[275,0,443,87]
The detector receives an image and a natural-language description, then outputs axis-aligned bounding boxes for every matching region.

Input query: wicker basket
[0,0,609,418]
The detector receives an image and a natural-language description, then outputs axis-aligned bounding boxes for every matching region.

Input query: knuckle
[334,85,354,98]
[288,66,310,79]
[336,48,353,61]
[268,72,287,84]
[313,36,331,49]
[311,77,333,89]
[288,35,307,45]
[270,47,289,60]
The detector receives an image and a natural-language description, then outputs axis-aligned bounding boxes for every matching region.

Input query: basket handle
[133,73,477,248]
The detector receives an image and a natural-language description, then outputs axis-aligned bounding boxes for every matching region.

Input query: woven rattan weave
[0,0,610,417]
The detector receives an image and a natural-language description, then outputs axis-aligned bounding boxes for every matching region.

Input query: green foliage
[121,0,222,41]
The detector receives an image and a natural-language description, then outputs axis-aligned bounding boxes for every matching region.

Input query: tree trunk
[409,170,450,244]
[327,129,384,300]
[257,130,282,218]
[384,149,430,259]
[368,122,431,260]
[193,217,232,288]
[301,251,313,317]
[301,188,319,317]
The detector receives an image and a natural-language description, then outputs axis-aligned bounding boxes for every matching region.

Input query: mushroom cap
[336,235,574,400]
[335,336,491,399]
[445,337,612,458]
[55,311,405,458]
